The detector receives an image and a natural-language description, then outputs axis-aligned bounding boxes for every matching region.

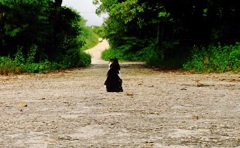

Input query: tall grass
[101,47,148,61]
[0,57,24,75]
[0,47,91,75]
[183,43,240,72]
[81,26,99,51]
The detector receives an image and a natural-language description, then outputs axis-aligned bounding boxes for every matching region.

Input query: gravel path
[0,40,240,148]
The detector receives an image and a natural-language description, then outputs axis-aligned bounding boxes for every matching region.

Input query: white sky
[62,0,108,26]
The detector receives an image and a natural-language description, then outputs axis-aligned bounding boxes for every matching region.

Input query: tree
[95,0,240,66]
[0,0,87,67]
[94,0,170,61]
[53,0,62,7]
[0,0,52,57]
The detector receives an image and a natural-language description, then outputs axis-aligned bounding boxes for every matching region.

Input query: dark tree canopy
[94,0,240,64]
[54,0,62,7]
[0,0,88,68]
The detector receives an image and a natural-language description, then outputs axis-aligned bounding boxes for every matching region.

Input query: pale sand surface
[0,40,240,147]
[85,39,109,65]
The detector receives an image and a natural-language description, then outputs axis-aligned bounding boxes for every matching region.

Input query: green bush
[101,48,124,61]
[102,37,149,62]
[101,40,177,68]
[183,43,240,72]
[101,46,157,62]
[23,61,58,73]
[78,50,91,67]
[0,57,24,75]
[21,49,91,73]
[182,46,207,72]
[137,41,162,66]
[0,47,91,75]
[60,49,91,68]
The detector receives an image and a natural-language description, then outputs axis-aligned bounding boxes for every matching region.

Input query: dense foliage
[81,26,100,51]
[94,0,240,71]
[183,43,240,72]
[92,26,105,38]
[0,0,91,74]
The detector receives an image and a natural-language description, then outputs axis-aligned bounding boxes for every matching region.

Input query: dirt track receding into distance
[1,39,240,147]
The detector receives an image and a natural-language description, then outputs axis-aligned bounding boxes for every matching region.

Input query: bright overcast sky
[62,0,107,26]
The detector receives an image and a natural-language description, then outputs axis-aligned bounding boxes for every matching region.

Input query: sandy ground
[1,40,240,148]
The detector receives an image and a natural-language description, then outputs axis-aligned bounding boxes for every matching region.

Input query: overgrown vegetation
[81,26,99,51]
[0,57,24,75]
[95,0,240,72]
[92,26,105,38]
[0,0,93,75]
[183,43,240,72]
[102,39,159,62]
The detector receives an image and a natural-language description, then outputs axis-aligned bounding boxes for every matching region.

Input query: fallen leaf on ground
[18,102,27,107]
[125,92,134,96]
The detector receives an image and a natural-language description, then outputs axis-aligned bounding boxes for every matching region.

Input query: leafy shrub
[101,39,182,68]
[183,43,240,72]
[182,46,207,72]
[102,36,147,61]
[101,48,124,61]
[21,49,91,73]
[137,41,162,66]
[26,44,38,64]
[102,37,149,61]
[23,61,54,73]
[60,49,91,68]
[0,46,91,75]
[0,57,24,75]
[78,50,91,67]
[101,46,158,62]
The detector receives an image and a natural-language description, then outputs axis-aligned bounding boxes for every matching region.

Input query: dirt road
[0,40,240,147]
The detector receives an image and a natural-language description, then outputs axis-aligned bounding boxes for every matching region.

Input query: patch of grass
[101,48,124,61]
[101,46,150,62]
[183,43,240,72]
[0,48,91,75]
[81,27,99,51]
[0,57,24,75]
